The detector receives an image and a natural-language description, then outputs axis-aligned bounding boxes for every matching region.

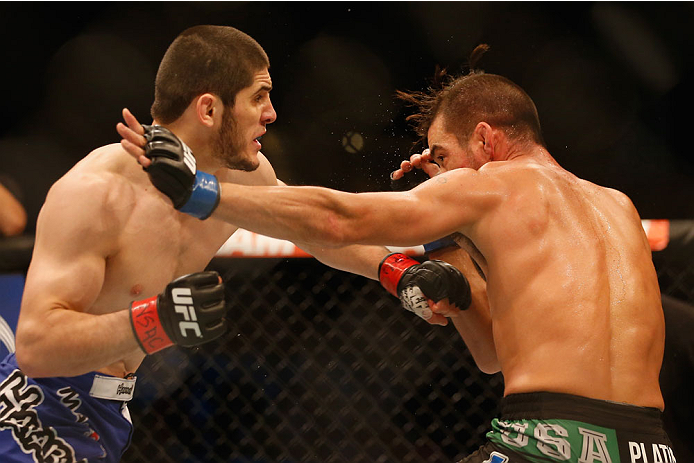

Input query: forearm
[449,298,499,374]
[16,307,142,378]
[217,183,358,246]
[216,183,429,248]
[297,242,390,280]
[428,247,500,373]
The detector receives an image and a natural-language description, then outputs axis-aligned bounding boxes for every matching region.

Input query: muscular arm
[428,246,499,374]
[15,174,142,377]
[295,242,388,280]
[272,180,390,280]
[118,114,473,307]
[215,169,501,248]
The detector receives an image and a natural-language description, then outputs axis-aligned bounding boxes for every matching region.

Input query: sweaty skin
[16,144,265,378]
[426,246,498,375]
[16,68,393,379]
[184,116,665,410]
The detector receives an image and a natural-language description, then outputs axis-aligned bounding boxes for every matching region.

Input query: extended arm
[118,109,498,248]
[272,178,388,281]
[213,175,485,248]
[116,112,476,325]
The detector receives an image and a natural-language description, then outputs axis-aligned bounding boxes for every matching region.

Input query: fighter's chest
[97,197,231,308]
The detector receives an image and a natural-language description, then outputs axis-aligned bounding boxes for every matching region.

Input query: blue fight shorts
[0,354,135,462]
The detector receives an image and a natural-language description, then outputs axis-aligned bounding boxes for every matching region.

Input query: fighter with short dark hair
[120,44,676,462]
[3,26,467,462]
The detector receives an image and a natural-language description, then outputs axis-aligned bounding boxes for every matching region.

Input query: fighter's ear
[472,122,495,158]
[195,93,221,128]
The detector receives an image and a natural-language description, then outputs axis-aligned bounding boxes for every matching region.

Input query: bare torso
[457,158,664,409]
[24,143,276,378]
[96,180,234,375]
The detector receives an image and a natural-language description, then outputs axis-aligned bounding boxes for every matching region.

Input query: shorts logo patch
[57,387,107,458]
[0,370,82,463]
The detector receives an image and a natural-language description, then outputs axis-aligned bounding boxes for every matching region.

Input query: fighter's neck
[501,145,559,167]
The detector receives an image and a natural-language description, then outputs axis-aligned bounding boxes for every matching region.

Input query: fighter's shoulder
[478,160,563,193]
[46,144,137,219]
[217,151,279,186]
[440,163,508,189]
[598,184,638,216]
[602,185,632,205]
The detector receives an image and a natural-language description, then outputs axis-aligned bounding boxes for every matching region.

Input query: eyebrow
[429,144,441,157]
[255,84,272,94]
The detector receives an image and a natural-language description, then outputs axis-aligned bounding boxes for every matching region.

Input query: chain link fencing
[121,220,694,462]
[123,258,503,463]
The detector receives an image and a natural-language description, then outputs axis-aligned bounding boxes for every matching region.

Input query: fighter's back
[469,158,665,409]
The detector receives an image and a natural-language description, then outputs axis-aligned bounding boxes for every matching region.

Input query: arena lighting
[341,130,365,154]
[276,34,394,190]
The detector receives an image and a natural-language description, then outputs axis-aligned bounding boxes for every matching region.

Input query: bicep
[347,169,503,246]
[20,179,119,320]
[22,240,107,318]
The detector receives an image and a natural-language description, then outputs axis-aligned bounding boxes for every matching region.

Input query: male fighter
[3,26,466,462]
[120,45,676,462]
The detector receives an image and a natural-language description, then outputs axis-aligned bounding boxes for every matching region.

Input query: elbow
[469,346,501,375]
[14,346,43,378]
[15,325,50,378]
[477,360,502,375]
[314,213,360,248]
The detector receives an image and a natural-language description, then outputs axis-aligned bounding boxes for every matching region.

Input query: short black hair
[397,45,545,147]
[151,25,269,123]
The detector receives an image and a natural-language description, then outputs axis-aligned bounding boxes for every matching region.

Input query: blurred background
[1,2,693,231]
[1,2,693,462]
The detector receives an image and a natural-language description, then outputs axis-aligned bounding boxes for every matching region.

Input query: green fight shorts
[459,391,676,463]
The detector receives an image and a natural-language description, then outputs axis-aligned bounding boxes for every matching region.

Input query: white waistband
[89,374,136,401]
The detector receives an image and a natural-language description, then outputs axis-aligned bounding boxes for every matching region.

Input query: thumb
[421,161,442,178]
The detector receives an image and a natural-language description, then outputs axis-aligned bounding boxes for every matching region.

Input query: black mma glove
[129,271,228,354]
[379,253,471,320]
[142,125,220,220]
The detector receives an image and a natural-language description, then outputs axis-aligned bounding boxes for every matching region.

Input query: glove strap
[179,171,221,220]
[130,295,173,354]
[378,252,418,297]
[423,235,459,254]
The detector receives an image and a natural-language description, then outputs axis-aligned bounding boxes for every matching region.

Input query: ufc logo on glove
[129,271,228,354]
[172,288,203,338]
